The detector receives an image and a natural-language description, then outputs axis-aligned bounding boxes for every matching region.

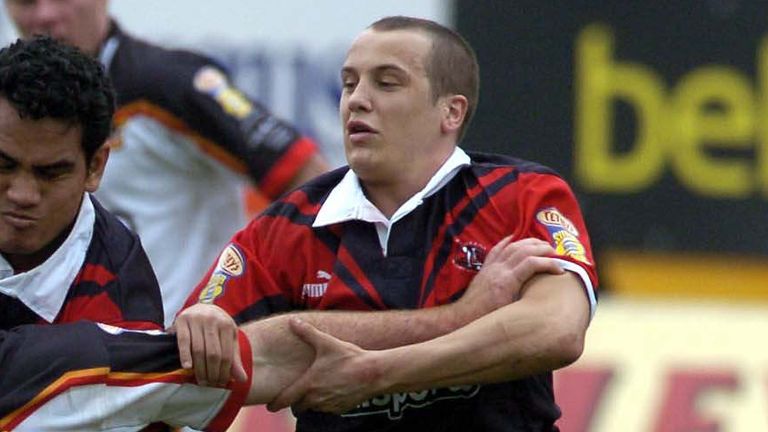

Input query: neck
[363,147,455,219]
[361,183,416,219]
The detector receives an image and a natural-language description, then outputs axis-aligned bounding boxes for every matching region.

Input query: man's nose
[346,83,372,113]
[5,172,41,208]
[28,0,61,34]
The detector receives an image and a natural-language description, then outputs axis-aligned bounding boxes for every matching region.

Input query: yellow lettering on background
[574,24,762,199]
[575,24,666,192]
[757,37,768,197]
[671,68,755,198]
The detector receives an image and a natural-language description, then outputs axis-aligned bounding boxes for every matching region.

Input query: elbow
[538,315,586,370]
[544,294,590,368]
[553,325,585,367]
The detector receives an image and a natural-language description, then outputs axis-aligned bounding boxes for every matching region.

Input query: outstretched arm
[268,271,591,413]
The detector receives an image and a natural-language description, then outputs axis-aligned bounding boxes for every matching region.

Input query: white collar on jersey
[313,147,470,254]
[0,194,96,322]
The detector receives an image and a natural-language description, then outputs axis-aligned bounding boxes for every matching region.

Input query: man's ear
[441,94,468,135]
[84,144,110,192]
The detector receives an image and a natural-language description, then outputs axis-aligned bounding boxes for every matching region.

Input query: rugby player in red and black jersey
[0,36,163,331]
[177,16,597,432]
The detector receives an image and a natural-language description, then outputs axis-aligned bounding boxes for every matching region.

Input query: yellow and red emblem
[193,66,253,119]
[536,207,590,264]
[198,244,244,303]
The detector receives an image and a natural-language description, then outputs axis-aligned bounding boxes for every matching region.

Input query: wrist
[368,350,397,395]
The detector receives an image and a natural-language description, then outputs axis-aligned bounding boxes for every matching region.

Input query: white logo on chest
[302,270,331,298]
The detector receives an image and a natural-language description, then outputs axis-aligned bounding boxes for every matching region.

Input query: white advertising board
[556,298,768,431]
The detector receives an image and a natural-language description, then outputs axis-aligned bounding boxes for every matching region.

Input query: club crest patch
[216,244,244,276]
[453,240,486,271]
[193,65,227,92]
[536,207,579,236]
[536,207,590,264]
[198,244,245,304]
[193,65,253,119]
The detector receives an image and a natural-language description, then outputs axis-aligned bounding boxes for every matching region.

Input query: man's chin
[0,240,44,257]
[347,156,378,177]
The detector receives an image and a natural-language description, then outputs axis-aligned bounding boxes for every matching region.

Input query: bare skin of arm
[174,237,564,387]
[267,271,591,413]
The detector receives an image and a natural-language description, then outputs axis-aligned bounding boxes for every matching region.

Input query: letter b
[575,24,666,192]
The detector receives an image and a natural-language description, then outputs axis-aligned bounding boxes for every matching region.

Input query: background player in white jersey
[4,0,329,327]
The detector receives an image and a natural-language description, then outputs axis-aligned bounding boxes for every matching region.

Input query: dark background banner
[455,1,768,256]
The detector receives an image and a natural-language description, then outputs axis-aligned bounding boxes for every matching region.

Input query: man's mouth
[347,120,377,142]
[1,212,37,229]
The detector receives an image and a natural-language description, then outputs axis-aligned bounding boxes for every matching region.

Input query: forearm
[242,302,471,404]
[237,238,570,406]
[374,273,590,394]
[288,304,467,350]
[271,254,557,350]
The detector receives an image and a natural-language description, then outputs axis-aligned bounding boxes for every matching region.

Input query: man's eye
[35,168,68,180]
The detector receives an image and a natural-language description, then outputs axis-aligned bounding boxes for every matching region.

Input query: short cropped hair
[0,36,115,162]
[370,16,479,140]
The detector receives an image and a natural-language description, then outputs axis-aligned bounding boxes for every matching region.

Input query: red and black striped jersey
[0,321,252,431]
[185,151,598,430]
[0,195,164,331]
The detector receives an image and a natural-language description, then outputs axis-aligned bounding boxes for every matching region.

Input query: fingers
[217,326,242,387]
[217,325,238,386]
[191,320,208,386]
[484,235,513,263]
[267,374,308,413]
[503,238,552,260]
[174,320,193,370]
[172,304,239,388]
[291,318,362,356]
[290,318,329,349]
[266,320,319,412]
[267,319,361,413]
[511,256,565,287]
[506,242,555,266]
[203,325,223,386]
[231,341,248,383]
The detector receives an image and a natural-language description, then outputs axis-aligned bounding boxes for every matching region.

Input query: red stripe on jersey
[56,292,121,324]
[280,184,324,211]
[419,167,516,306]
[206,330,253,432]
[0,367,110,430]
[55,292,161,330]
[74,263,116,287]
[104,369,193,387]
[259,137,318,199]
[418,172,491,306]
[327,244,386,310]
[1,368,201,431]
